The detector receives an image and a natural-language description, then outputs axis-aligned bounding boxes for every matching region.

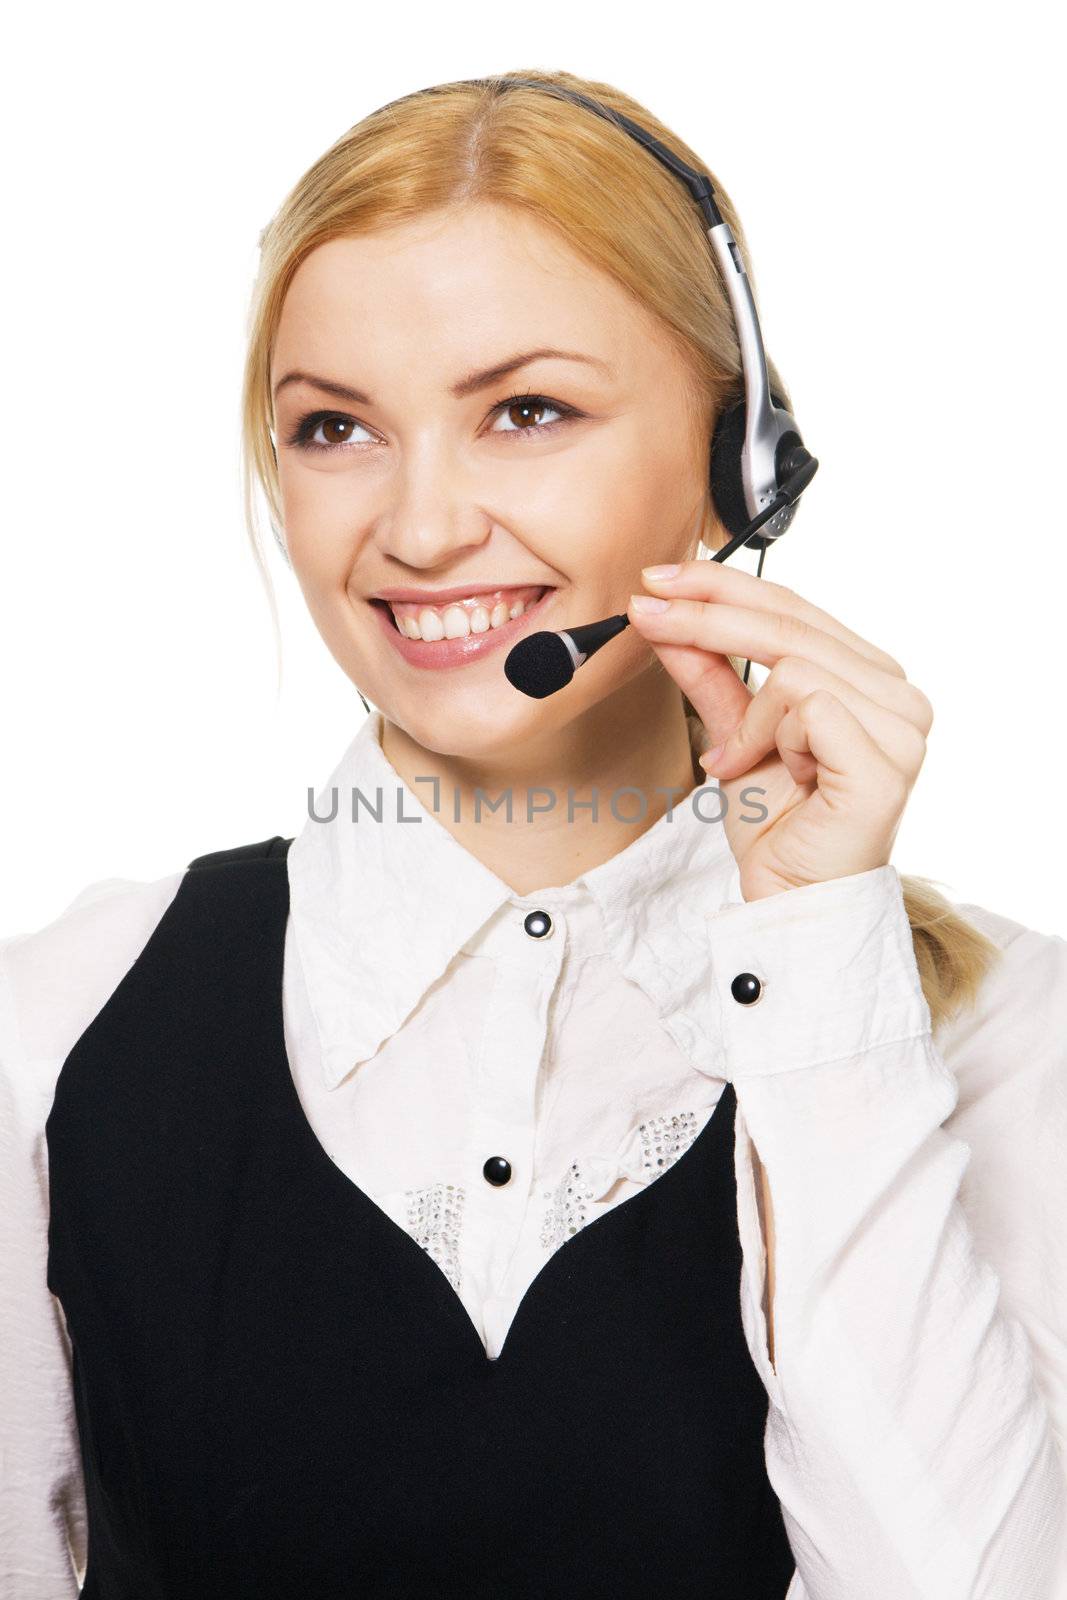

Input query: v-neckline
[265,851,736,1371]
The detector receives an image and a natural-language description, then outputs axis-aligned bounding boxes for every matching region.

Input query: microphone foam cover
[504,632,575,698]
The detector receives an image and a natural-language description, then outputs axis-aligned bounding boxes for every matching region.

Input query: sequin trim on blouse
[539,1110,702,1253]
[405,1182,466,1290]
[540,1159,598,1253]
[638,1110,701,1175]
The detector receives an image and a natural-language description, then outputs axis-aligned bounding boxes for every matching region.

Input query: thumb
[641,637,754,749]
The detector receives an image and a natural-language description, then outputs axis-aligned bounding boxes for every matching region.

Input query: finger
[628,594,934,735]
[777,691,910,823]
[698,655,928,783]
[639,559,907,679]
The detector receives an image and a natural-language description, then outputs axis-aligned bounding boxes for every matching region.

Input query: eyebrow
[272,347,614,406]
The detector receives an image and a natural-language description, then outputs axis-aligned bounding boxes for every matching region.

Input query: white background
[2,1,1062,939]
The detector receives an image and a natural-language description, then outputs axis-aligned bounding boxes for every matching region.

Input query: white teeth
[391,592,543,641]
[439,604,490,639]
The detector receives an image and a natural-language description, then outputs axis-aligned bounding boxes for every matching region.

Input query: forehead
[272,201,672,379]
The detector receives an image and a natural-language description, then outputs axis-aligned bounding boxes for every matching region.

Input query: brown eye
[320,417,358,445]
[290,412,376,452]
[490,395,568,436]
[505,399,549,429]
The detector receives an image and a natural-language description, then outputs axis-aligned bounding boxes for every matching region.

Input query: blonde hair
[240,66,1000,1032]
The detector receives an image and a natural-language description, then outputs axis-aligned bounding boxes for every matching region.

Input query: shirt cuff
[706,864,932,1079]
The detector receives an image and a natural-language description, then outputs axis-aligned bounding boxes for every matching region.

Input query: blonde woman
[4,69,1066,1599]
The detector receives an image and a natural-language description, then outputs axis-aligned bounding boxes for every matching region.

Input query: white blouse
[3,707,1067,1598]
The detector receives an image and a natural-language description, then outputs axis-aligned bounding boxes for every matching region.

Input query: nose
[374,432,493,571]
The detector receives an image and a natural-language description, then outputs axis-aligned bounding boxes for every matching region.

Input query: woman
[4,68,1066,1599]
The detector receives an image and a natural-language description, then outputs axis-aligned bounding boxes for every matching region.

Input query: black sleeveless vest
[45,836,796,1598]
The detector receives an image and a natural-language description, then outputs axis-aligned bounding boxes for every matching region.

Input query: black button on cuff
[730,972,764,1006]
[483,1156,512,1187]
[523,909,553,939]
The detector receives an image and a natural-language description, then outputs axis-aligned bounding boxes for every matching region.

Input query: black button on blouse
[523,910,553,939]
[483,1156,512,1186]
[730,972,763,1005]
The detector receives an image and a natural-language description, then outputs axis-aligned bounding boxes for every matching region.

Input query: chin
[382,688,560,757]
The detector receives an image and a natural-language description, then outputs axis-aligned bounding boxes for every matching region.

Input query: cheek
[495,417,696,552]
[278,460,351,533]
[279,468,363,589]
[572,414,703,565]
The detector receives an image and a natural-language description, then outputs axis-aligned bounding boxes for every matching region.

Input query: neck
[379,674,702,897]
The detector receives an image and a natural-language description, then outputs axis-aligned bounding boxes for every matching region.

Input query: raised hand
[628,560,933,903]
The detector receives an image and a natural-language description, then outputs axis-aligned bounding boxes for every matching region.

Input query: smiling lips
[385,585,549,642]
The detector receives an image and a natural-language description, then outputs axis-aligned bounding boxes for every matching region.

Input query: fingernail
[631,593,671,613]
[641,563,680,580]
[699,742,726,770]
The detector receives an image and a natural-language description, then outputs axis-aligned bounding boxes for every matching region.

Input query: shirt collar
[288,709,743,1091]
